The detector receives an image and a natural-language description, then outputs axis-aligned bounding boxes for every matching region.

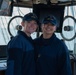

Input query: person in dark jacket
[34,15,72,75]
[6,13,39,75]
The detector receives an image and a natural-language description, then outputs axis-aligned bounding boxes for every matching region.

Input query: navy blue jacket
[34,34,72,75]
[6,31,35,75]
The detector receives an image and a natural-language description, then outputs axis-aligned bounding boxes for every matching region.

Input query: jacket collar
[18,31,33,44]
[39,33,56,46]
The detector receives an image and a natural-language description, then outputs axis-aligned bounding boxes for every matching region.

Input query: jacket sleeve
[5,48,23,75]
[57,43,72,75]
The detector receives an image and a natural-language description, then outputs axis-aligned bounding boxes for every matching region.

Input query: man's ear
[41,24,44,28]
[54,26,57,32]
[21,21,25,27]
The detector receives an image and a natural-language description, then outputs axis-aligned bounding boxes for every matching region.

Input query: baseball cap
[42,15,57,26]
[22,13,39,24]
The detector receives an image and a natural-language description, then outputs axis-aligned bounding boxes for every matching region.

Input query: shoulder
[55,37,69,52]
[7,35,25,48]
[55,37,65,46]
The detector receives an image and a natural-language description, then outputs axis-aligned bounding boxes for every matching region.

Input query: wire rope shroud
[8,16,23,37]
[60,16,76,41]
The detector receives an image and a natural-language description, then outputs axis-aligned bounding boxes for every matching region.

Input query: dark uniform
[34,33,72,75]
[6,31,35,75]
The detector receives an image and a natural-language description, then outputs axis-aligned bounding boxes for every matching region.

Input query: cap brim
[43,21,56,26]
[26,18,39,25]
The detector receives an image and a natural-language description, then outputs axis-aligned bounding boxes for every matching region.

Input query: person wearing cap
[34,15,72,75]
[6,13,38,75]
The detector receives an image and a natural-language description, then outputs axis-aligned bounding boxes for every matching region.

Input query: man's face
[22,20,38,34]
[41,23,56,35]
